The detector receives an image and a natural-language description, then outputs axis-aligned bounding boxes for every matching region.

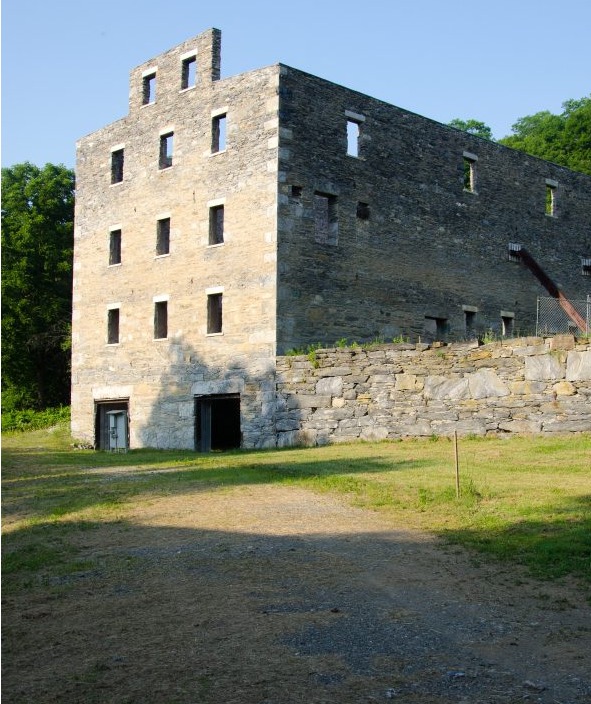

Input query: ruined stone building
[72,28,591,450]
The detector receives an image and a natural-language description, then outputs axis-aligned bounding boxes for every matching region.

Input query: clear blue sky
[2,0,590,169]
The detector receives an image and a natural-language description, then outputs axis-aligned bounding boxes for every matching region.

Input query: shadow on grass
[441,494,591,583]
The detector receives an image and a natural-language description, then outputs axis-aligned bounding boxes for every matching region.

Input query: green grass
[2,424,590,592]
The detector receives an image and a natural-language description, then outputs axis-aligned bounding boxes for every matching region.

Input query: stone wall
[275,335,591,446]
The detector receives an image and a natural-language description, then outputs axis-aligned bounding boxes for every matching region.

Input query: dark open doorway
[195,394,241,452]
[95,400,129,450]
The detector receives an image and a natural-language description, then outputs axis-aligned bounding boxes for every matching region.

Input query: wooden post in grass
[454,430,460,498]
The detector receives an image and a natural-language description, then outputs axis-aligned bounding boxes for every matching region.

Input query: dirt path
[3,483,591,703]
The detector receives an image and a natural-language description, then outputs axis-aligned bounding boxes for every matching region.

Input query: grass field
[2,425,590,592]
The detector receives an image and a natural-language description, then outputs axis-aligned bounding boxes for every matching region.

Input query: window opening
[159,132,174,169]
[209,205,224,245]
[111,149,124,184]
[291,185,303,199]
[463,155,477,192]
[154,301,168,339]
[464,310,476,335]
[356,201,370,220]
[347,120,360,157]
[142,73,156,105]
[156,217,170,255]
[314,192,338,245]
[109,229,122,265]
[207,293,223,334]
[424,315,448,341]
[502,314,515,337]
[545,181,557,216]
[181,56,197,89]
[107,308,120,344]
[212,114,226,153]
[581,258,591,277]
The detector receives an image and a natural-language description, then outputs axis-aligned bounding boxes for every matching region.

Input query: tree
[1,162,75,410]
[448,118,494,141]
[499,96,591,176]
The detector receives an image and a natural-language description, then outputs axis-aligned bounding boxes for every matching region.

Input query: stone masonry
[72,28,591,449]
[275,336,591,446]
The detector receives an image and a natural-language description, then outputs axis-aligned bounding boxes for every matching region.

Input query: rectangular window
[347,120,360,157]
[209,205,224,245]
[159,132,174,169]
[424,315,448,341]
[501,312,515,337]
[356,201,370,220]
[545,179,558,216]
[109,229,122,265]
[464,310,476,335]
[111,149,124,184]
[181,55,197,89]
[211,113,227,153]
[142,72,156,105]
[581,258,591,277]
[462,152,477,193]
[156,217,170,255]
[207,293,223,334]
[107,308,120,344]
[314,192,338,245]
[154,301,168,339]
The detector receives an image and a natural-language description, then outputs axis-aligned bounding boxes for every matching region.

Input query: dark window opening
[95,400,129,451]
[111,149,124,184]
[107,308,120,344]
[347,119,360,157]
[156,217,171,255]
[207,293,223,334]
[314,192,338,245]
[142,73,156,105]
[582,258,591,277]
[159,133,174,169]
[502,316,514,337]
[424,315,448,342]
[291,185,303,199]
[154,301,168,339]
[356,201,370,220]
[109,229,122,265]
[212,114,226,153]
[209,205,224,245]
[195,394,241,452]
[181,56,197,89]
[464,310,476,335]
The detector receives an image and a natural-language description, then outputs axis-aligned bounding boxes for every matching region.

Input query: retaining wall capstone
[275,335,591,446]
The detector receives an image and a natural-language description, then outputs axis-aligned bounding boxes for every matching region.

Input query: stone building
[71,28,591,450]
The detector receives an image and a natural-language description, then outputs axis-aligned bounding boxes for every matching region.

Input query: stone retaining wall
[275,335,591,446]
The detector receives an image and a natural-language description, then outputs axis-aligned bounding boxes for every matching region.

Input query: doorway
[195,394,241,451]
[95,400,129,450]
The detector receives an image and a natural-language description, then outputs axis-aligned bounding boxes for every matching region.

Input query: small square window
[156,218,170,255]
[154,301,168,339]
[111,149,124,184]
[109,229,122,265]
[209,205,224,245]
[159,133,174,169]
[181,56,197,89]
[212,114,226,153]
[207,293,223,334]
[142,73,156,105]
[107,308,120,344]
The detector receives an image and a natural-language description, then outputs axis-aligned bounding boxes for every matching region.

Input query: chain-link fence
[536,295,590,336]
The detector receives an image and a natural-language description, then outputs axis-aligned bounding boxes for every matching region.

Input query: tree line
[2,97,590,412]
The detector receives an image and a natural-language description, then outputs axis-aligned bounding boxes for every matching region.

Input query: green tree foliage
[1,163,75,410]
[499,96,591,176]
[448,118,494,141]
